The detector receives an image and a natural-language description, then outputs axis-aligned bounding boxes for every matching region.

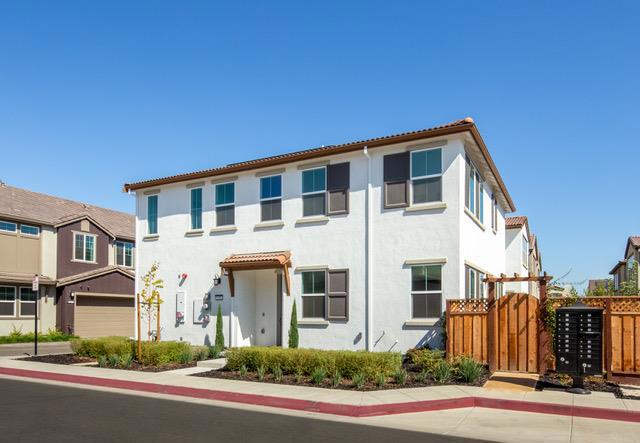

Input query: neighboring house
[0,184,135,337]
[609,236,640,291]
[125,117,525,352]
[587,279,610,292]
[504,216,532,293]
[528,234,542,295]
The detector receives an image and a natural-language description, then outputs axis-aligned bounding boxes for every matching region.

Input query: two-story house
[504,216,543,294]
[610,236,640,292]
[125,118,523,352]
[0,184,135,337]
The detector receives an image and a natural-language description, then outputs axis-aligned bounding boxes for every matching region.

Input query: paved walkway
[0,341,71,357]
[1,357,639,442]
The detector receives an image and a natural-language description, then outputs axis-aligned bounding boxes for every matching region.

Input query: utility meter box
[176,291,186,324]
[555,301,603,377]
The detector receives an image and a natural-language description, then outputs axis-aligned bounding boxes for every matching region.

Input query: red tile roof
[220,251,291,269]
[630,236,640,248]
[505,216,528,229]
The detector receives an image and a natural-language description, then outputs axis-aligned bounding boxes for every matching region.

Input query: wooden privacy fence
[548,296,640,381]
[446,274,551,374]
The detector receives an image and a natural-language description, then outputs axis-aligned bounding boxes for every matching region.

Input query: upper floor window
[116,241,134,267]
[19,287,37,317]
[301,167,326,217]
[411,264,442,318]
[20,224,40,236]
[0,220,17,233]
[215,182,235,226]
[260,175,282,222]
[190,188,203,230]
[410,148,442,204]
[0,286,16,317]
[491,195,498,232]
[522,235,529,268]
[74,232,96,263]
[147,195,158,235]
[465,156,484,223]
[465,265,486,299]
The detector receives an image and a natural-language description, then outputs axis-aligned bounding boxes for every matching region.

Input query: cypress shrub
[288,301,299,349]
[215,304,225,350]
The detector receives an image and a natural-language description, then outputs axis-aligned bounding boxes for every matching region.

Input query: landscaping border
[1,366,640,423]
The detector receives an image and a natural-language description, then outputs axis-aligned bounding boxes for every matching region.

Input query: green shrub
[352,372,366,390]
[137,341,193,366]
[97,355,108,368]
[311,367,326,385]
[433,361,451,384]
[294,369,304,384]
[193,346,210,361]
[288,301,299,349]
[273,366,283,383]
[239,364,248,377]
[225,347,401,379]
[208,345,222,359]
[256,365,266,381]
[121,354,134,369]
[394,369,407,385]
[454,356,484,383]
[107,354,121,367]
[331,370,342,388]
[72,337,132,360]
[407,348,445,373]
[375,373,386,388]
[415,370,429,383]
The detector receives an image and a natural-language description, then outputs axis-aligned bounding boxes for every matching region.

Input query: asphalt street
[0,378,493,443]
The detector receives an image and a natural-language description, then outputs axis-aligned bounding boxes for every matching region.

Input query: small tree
[214,304,224,350]
[137,262,164,358]
[288,301,299,349]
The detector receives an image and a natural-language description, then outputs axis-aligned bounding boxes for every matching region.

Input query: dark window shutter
[326,270,348,321]
[327,162,350,214]
[383,152,409,207]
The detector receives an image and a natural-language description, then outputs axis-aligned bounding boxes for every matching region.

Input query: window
[411,265,442,318]
[491,195,498,231]
[410,148,442,204]
[327,162,350,214]
[301,270,325,318]
[20,224,40,236]
[19,287,37,316]
[522,235,529,268]
[260,175,282,222]
[147,195,158,234]
[0,220,17,233]
[0,287,16,317]
[74,233,96,262]
[190,188,203,230]
[116,241,134,267]
[215,182,235,226]
[465,156,484,223]
[465,266,486,299]
[383,152,410,207]
[301,167,326,217]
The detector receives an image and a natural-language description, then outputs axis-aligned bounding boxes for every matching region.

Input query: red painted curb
[1,366,638,422]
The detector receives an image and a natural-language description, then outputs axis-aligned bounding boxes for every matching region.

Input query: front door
[276,273,283,346]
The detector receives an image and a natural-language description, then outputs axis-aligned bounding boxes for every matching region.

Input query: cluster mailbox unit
[555,301,604,394]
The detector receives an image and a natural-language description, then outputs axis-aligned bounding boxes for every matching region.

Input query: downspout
[363,146,373,351]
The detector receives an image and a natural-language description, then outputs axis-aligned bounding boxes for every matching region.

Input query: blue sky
[1,1,638,289]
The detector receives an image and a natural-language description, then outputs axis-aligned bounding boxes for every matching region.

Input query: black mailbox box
[555,302,603,377]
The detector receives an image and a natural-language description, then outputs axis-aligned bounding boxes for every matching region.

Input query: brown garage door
[75,295,135,338]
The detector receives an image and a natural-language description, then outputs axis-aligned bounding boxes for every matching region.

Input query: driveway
[0,341,71,357]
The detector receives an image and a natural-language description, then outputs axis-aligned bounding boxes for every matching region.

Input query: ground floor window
[411,264,442,318]
[465,266,486,299]
[301,270,325,319]
[0,286,16,316]
[19,287,37,316]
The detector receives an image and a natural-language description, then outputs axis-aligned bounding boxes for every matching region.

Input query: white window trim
[466,157,484,225]
[73,232,97,263]
[301,167,326,217]
[410,264,442,320]
[0,220,17,234]
[19,224,40,237]
[0,286,16,318]
[522,235,529,269]
[190,187,203,230]
[260,174,283,221]
[18,286,36,318]
[215,182,235,227]
[300,269,326,320]
[409,147,443,206]
[465,265,486,300]
[115,240,134,268]
[491,195,498,233]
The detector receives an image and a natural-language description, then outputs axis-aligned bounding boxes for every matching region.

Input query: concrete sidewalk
[0,341,72,357]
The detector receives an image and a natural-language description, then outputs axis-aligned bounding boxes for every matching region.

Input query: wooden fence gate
[446,274,551,374]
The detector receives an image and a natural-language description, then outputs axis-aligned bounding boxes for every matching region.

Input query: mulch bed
[538,372,624,398]
[192,368,489,391]
[19,353,196,372]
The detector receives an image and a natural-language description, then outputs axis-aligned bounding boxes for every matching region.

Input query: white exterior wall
[135,134,510,352]
[505,227,529,293]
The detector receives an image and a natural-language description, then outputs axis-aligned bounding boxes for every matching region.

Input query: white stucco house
[124,117,531,353]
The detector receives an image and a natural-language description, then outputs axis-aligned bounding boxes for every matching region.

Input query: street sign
[32,275,39,292]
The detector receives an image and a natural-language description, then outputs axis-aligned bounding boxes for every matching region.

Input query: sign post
[32,275,39,356]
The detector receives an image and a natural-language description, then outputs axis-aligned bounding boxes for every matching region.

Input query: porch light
[213,274,222,286]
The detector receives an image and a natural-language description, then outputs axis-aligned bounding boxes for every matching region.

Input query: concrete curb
[1,366,639,422]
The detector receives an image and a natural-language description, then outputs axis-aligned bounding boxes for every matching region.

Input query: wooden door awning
[219,251,292,297]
